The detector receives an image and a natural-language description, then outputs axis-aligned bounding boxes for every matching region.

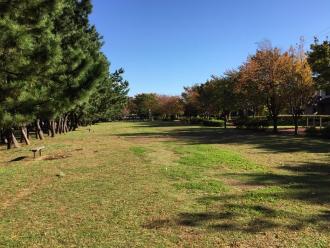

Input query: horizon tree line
[128,38,330,135]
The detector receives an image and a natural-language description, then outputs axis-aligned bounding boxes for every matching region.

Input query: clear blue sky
[89,0,330,96]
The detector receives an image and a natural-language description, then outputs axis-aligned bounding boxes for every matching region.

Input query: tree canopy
[308,39,330,92]
[0,0,129,148]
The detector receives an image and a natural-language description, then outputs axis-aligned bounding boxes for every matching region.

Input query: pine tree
[85,68,129,122]
[45,0,108,135]
[0,0,63,148]
[0,0,128,149]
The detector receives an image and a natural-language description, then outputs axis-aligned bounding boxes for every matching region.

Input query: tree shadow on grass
[119,122,330,154]
[195,161,329,206]
[9,156,28,162]
[144,203,329,233]
[144,195,329,234]
[176,206,280,233]
[229,162,330,205]
[126,122,330,233]
[122,123,330,204]
[143,161,330,233]
[183,162,329,233]
[175,205,329,233]
[134,121,187,128]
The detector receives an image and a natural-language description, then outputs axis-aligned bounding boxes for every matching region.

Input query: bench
[31,146,45,158]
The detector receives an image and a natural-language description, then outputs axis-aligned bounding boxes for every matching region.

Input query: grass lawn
[0,122,329,247]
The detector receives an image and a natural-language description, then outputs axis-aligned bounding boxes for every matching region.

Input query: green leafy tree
[198,81,219,118]
[308,39,330,92]
[181,85,202,117]
[131,93,159,119]
[212,71,240,128]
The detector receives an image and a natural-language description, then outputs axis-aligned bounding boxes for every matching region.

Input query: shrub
[202,119,225,127]
[249,119,269,130]
[189,117,204,125]
[321,126,330,138]
[305,126,319,137]
[232,117,269,130]
[232,117,248,129]
[305,126,330,139]
[180,117,224,127]
[277,116,304,126]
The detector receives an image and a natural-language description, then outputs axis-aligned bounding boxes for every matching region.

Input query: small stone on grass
[56,171,65,178]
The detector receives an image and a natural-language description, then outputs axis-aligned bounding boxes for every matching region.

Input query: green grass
[129,146,148,156]
[175,179,228,193]
[244,186,286,203]
[175,144,264,171]
[0,121,329,247]
[161,166,200,180]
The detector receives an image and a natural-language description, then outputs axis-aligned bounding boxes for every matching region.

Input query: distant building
[316,90,330,114]
[304,90,330,115]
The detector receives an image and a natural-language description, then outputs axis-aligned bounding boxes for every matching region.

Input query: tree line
[126,94,183,120]
[128,39,330,135]
[0,0,128,149]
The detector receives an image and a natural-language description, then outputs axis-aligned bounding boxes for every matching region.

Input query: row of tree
[128,39,330,135]
[127,94,183,120]
[0,0,128,149]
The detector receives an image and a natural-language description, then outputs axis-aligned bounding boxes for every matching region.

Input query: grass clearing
[175,144,265,171]
[175,179,229,193]
[0,121,329,247]
[129,146,148,156]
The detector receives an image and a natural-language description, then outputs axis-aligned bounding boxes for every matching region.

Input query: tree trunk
[5,128,20,149]
[20,127,24,143]
[46,120,51,136]
[50,120,56,137]
[4,129,11,149]
[6,130,12,150]
[55,119,60,134]
[0,129,3,144]
[293,115,299,136]
[61,117,65,133]
[60,118,63,134]
[272,116,278,133]
[294,122,298,136]
[70,112,78,131]
[76,113,84,129]
[57,118,63,134]
[36,119,44,140]
[20,126,31,145]
[27,126,30,139]
[12,131,20,148]
[69,115,74,131]
[63,114,69,133]
[223,112,229,129]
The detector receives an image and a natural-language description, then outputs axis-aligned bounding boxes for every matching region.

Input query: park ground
[0,122,329,247]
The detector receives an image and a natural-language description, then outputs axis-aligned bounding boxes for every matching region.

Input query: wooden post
[306,117,309,127]
[320,117,322,129]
